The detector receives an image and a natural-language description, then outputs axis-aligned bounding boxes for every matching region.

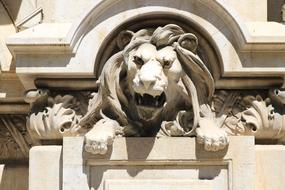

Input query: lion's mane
[79,24,214,136]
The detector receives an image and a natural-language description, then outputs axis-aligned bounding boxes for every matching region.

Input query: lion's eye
[133,56,144,66]
[163,60,172,69]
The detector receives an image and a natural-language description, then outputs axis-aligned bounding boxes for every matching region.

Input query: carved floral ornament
[25,24,285,154]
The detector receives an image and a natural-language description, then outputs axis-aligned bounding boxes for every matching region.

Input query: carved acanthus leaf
[27,94,82,140]
[220,92,285,140]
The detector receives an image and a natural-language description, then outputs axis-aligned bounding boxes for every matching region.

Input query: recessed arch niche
[94,13,222,82]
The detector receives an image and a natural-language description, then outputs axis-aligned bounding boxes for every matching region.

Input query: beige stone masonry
[62,136,255,190]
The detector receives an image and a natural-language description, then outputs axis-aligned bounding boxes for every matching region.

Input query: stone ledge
[62,136,255,190]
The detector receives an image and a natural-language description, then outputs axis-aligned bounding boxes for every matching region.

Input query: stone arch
[93,13,222,81]
[66,1,245,81]
[68,0,248,50]
[63,1,243,82]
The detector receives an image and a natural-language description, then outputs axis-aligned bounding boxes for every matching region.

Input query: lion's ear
[116,30,134,50]
[178,34,198,53]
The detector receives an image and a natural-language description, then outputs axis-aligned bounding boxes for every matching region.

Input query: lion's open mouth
[134,92,166,108]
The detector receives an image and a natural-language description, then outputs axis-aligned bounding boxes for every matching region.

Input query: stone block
[0,164,28,190]
[63,136,255,190]
[29,146,62,190]
[255,145,285,190]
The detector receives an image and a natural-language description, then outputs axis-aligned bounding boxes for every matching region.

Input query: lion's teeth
[155,100,159,107]
[138,98,142,105]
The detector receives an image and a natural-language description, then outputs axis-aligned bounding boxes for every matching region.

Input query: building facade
[0,0,285,189]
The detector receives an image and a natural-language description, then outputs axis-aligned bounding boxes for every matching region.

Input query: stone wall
[1,1,285,189]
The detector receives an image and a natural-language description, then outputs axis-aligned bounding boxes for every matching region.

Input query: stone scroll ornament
[25,24,285,155]
[25,90,83,142]
[219,89,285,141]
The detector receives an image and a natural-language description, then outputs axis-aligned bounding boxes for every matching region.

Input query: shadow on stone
[125,137,155,177]
[82,145,113,190]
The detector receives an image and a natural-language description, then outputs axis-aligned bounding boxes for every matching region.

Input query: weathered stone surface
[255,145,285,190]
[0,2,14,72]
[29,146,62,190]
[225,0,267,21]
[0,115,32,160]
[0,164,28,190]
[62,136,255,190]
[104,179,212,190]
[6,0,285,90]
[30,140,285,190]
[1,1,285,190]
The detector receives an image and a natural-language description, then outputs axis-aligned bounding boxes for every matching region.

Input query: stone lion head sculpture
[80,24,229,154]
[80,24,215,134]
[26,24,228,154]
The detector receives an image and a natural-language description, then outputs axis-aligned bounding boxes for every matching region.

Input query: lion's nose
[139,76,156,89]
[138,61,162,89]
